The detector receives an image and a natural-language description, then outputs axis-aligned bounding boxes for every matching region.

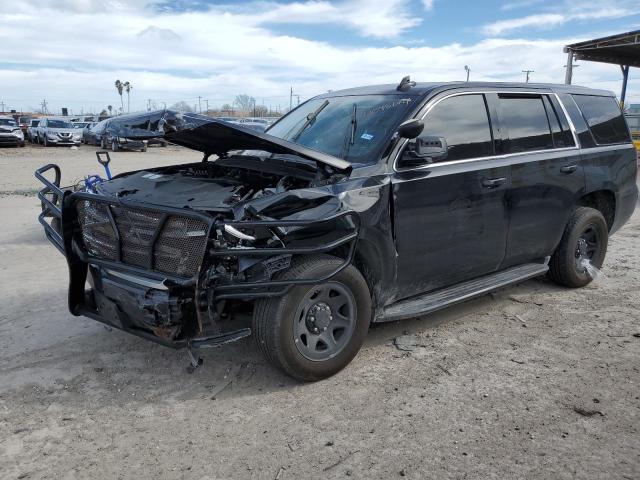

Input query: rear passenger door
[494,92,585,268]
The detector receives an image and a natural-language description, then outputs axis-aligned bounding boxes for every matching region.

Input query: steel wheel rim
[293,281,357,362]
[575,224,599,272]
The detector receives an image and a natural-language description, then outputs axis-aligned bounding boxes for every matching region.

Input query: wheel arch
[577,190,616,231]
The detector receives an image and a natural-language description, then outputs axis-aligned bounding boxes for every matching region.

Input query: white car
[36,118,82,146]
[0,116,25,147]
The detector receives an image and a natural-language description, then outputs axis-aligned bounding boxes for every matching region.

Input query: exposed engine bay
[94,153,344,213]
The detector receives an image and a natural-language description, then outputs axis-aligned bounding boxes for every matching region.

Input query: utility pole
[204,99,209,114]
[147,99,152,111]
[564,50,579,85]
[289,86,293,111]
[522,69,534,83]
[198,96,202,113]
[41,99,48,114]
[0,100,5,113]
[464,65,471,82]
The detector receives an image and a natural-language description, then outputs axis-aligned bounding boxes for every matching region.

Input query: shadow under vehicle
[35,79,637,380]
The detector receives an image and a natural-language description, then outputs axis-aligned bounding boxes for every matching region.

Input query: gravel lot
[1,144,639,479]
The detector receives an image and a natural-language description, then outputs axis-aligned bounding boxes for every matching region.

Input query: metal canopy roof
[564,30,640,105]
[565,30,640,68]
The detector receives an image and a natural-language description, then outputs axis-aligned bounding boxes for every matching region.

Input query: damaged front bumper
[36,163,359,350]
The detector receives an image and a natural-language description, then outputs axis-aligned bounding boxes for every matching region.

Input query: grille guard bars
[35,163,361,348]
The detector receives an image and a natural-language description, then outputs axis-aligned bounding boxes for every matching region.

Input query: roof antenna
[397,75,416,92]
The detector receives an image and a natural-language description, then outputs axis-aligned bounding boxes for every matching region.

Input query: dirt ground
[0,144,639,479]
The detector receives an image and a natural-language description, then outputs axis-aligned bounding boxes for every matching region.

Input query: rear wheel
[548,207,608,288]
[253,254,371,381]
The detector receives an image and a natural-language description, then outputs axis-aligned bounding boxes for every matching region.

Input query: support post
[564,50,574,85]
[620,65,630,108]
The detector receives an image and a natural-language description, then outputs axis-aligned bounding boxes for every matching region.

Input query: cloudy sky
[1,0,639,115]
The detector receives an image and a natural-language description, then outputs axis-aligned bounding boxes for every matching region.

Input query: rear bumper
[35,163,359,350]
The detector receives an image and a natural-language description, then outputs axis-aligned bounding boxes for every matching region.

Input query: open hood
[156,111,351,172]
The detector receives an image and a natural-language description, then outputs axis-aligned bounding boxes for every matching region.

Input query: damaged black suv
[36,79,637,380]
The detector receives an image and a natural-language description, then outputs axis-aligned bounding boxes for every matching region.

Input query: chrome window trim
[392,90,582,172]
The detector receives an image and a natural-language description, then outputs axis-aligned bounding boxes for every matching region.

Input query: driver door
[391,93,510,299]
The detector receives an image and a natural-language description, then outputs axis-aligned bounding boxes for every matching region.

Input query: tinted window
[573,95,630,145]
[499,95,553,153]
[421,94,493,161]
[558,93,595,148]
[543,96,575,148]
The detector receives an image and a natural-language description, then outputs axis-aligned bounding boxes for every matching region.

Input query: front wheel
[253,254,371,381]
[111,140,118,152]
[548,207,608,288]
[43,136,48,147]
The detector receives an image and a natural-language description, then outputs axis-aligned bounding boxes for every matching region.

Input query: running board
[378,263,548,323]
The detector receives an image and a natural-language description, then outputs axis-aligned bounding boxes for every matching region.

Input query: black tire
[111,140,118,152]
[253,254,371,381]
[548,207,608,288]
[43,136,48,147]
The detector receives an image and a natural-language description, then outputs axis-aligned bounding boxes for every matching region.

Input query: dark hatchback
[36,80,637,380]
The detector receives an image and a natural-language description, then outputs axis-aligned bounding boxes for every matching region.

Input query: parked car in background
[0,115,25,147]
[69,115,98,123]
[27,119,41,143]
[99,112,166,152]
[76,122,97,144]
[84,119,109,146]
[36,117,82,146]
[18,116,31,135]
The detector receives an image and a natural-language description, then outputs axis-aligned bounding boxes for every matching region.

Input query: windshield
[267,94,415,164]
[48,120,74,128]
[0,119,17,127]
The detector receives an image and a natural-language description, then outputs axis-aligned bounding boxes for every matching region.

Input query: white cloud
[0,2,638,115]
[483,1,638,36]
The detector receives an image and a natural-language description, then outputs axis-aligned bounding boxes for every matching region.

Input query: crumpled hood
[136,110,352,172]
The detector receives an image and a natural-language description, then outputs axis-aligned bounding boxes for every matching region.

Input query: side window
[421,94,493,162]
[543,95,575,148]
[572,94,630,145]
[498,95,553,153]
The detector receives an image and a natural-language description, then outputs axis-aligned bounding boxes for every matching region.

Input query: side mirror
[398,135,448,169]
[397,119,424,139]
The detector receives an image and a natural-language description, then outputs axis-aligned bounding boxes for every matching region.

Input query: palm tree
[114,80,124,113]
[123,81,132,113]
[107,105,112,116]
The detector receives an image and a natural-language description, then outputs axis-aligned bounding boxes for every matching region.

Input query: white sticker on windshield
[361,133,374,141]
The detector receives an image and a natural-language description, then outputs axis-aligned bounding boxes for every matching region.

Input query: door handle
[481,177,506,188]
[560,165,578,174]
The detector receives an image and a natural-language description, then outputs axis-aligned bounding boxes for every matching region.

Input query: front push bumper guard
[35,163,360,350]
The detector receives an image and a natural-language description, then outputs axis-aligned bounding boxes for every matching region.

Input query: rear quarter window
[572,95,630,145]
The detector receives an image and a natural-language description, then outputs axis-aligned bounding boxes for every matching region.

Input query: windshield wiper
[341,103,357,158]
[292,99,329,141]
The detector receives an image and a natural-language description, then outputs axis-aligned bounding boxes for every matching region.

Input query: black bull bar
[35,164,360,349]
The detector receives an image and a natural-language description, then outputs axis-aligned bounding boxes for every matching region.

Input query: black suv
[36,80,637,381]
